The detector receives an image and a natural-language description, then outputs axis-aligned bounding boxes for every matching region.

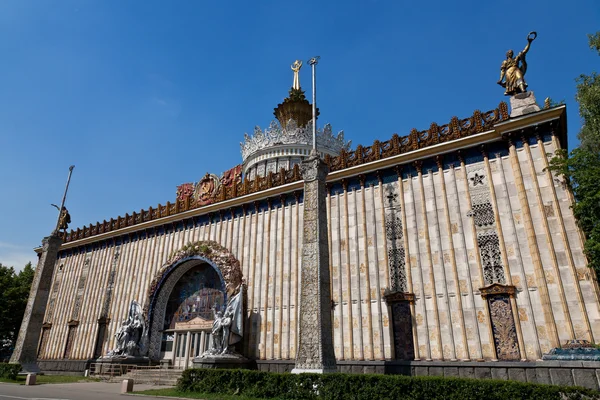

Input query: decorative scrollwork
[478,231,506,285]
[240,120,350,162]
[384,184,408,293]
[488,295,520,360]
[470,202,495,227]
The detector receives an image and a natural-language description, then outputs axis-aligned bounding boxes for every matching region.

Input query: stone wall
[36,128,599,366]
[254,360,600,390]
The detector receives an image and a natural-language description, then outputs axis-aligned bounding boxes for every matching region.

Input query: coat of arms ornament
[194,173,220,206]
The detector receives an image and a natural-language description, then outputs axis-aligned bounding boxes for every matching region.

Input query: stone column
[292,154,336,373]
[10,234,62,371]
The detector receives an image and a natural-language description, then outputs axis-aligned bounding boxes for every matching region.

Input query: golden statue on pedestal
[291,60,302,90]
[497,32,537,96]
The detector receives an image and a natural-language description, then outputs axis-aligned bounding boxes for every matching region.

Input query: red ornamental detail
[220,165,242,188]
[176,183,194,202]
[195,173,220,206]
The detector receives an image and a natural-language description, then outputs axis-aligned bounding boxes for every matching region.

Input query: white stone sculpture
[201,285,244,357]
[107,300,147,357]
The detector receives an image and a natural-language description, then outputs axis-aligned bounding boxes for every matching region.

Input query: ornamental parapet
[62,102,510,244]
[240,119,350,179]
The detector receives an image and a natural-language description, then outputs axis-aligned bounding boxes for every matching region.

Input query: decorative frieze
[62,104,509,245]
[100,246,121,319]
[70,252,92,321]
[383,183,408,293]
[466,167,506,286]
[45,263,65,323]
[488,295,520,360]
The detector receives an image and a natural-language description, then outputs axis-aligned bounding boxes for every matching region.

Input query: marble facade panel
[35,133,598,366]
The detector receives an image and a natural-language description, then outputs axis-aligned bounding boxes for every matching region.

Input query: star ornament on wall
[470,173,485,186]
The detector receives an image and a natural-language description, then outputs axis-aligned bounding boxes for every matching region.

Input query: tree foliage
[549,32,600,274]
[0,262,34,361]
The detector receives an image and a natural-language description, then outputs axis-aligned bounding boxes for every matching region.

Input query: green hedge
[0,363,22,380]
[178,368,600,400]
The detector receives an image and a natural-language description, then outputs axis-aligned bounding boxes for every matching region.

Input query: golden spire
[291,60,302,90]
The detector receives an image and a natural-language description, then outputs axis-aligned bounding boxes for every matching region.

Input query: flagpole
[308,56,320,154]
[54,165,75,233]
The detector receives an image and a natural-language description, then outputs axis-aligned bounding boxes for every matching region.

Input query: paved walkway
[0,381,175,400]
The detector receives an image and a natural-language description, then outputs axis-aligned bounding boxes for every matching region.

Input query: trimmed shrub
[0,363,22,380]
[178,368,600,400]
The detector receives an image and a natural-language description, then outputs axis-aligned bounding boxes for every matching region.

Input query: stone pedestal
[542,340,600,361]
[25,373,36,386]
[10,234,62,372]
[509,91,541,117]
[121,379,134,393]
[192,355,251,370]
[292,153,336,374]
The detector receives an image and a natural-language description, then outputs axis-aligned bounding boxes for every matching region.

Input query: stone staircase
[108,368,183,386]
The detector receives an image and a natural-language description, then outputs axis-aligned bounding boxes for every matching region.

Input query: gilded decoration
[488,295,520,360]
[220,165,242,188]
[147,241,243,304]
[62,104,509,243]
[497,32,537,96]
[479,283,516,298]
[176,183,194,202]
[291,60,302,90]
[144,241,243,360]
[195,173,221,206]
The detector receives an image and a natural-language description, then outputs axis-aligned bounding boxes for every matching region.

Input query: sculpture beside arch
[143,241,243,361]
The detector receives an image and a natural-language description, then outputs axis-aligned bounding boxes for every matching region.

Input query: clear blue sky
[1,0,598,270]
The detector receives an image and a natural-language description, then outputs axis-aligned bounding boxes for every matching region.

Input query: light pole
[308,56,320,154]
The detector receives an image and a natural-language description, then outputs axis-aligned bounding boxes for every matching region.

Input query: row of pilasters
[34,135,598,363]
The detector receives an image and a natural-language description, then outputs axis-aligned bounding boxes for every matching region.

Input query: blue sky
[1,0,598,270]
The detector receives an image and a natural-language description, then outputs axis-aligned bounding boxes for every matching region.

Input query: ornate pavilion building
[11,56,600,388]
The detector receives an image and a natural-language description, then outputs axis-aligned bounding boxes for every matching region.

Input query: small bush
[0,363,22,380]
[178,368,600,400]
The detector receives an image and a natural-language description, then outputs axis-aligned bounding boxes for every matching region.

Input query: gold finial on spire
[291,60,302,90]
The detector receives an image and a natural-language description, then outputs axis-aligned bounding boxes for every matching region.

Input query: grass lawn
[134,388,266,400]
[0,375,98,385]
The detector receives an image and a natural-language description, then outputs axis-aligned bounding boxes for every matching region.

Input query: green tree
[0,262,34,361]
[549,32,600,274]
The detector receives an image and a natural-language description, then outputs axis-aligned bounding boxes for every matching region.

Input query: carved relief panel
[71,252,92,321]
[383,183,408,293]
[37,326,51,358]
[466,167,506,285]
[488,295,520,360]
[390,301,415,360]
[101,246,121,319]
[63,324,78,359]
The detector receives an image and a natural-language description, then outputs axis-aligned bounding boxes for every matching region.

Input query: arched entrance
[145,241,243,365]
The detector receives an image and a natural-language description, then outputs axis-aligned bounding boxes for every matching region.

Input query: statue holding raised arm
[291,60,302,90]
[497,32,537,96]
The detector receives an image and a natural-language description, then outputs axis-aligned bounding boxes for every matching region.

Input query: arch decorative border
[144,240,243,360]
